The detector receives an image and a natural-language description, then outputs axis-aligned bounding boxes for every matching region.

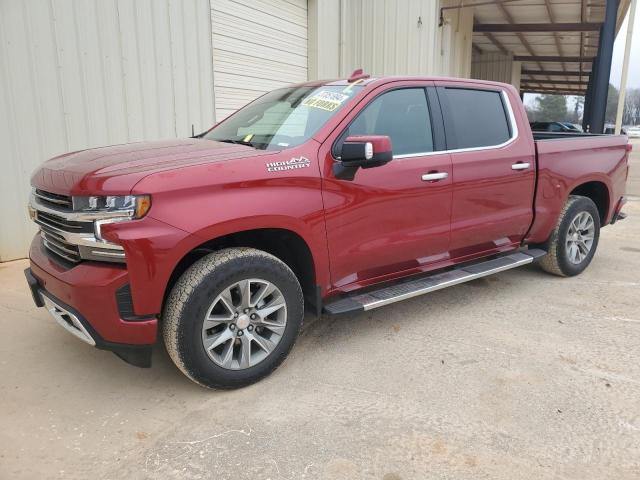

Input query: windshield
[203,85,362,150]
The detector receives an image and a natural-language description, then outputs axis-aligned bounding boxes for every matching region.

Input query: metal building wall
[471,52,515,84]
[211,0,308,120]
[312,0,474,79]
[471,52,522,90]
[0,0,215,261]
[339,0,442,76]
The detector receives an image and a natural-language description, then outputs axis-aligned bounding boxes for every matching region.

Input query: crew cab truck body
[25,74,630,388]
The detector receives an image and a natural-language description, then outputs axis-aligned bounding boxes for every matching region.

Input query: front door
[435,82,536,259]
[320,84,453,290]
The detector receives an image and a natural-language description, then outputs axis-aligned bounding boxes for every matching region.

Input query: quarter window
[442,88,512,149]
[339,88,434,156]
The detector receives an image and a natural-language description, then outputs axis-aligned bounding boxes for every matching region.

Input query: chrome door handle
[421,172,448,181]
[511,162,530,170]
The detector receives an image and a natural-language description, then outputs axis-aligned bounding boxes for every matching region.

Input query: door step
[323,249,547,315]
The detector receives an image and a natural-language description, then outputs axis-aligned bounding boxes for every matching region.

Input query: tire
[162,247,304,389]
[539,195,601,277]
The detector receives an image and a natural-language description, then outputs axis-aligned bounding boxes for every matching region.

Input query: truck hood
[31,138,274,195]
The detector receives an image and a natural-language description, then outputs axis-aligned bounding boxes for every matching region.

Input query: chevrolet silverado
[25,72,630,388]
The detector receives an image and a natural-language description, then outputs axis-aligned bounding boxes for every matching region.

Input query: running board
[323,249,547,315]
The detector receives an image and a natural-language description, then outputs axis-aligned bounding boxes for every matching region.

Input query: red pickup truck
[25,73,630,389]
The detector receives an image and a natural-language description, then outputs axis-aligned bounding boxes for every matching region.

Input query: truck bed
[525,133,629,244]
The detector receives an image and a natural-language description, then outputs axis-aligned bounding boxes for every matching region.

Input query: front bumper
[26,238,157,367]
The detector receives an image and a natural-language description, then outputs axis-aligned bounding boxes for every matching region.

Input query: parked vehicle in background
[530,121,581,133]
[624,126,640,138]
[604,124,627,135]
[25,73,631,389]
[560,122,583,132]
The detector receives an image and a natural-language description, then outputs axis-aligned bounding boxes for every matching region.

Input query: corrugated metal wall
[471,52,519,87]
[336,0,473,78]
[211,0,308,119]
[339,0,441,76]
[0,0,215,261]
[438,4,473,78]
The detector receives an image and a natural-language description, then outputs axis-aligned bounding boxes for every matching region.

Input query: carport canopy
[468,0,632,132]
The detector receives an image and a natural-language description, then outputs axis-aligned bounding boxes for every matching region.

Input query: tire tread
[162,247,303,389]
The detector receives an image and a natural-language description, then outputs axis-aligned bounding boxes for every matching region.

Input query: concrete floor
[1,140,639,480]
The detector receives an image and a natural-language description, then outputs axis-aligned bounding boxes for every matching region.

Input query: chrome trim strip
[393,90,519,160]
[36,213,84,231]
[36,218,124,251]
[42,294,96,346]
[42,238,81,263]
[90,249,126,258]
[35,190,71,206]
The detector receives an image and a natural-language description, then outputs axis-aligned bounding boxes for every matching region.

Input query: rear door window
[440,88,512,149]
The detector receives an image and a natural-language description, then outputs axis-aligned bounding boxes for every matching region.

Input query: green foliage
[605,84,619,123]
[533,95,568,121]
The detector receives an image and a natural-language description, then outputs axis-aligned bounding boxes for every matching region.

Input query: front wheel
[539,195,601,277]
[162,248,304,389]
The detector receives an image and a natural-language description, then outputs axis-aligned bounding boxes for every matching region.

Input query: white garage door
[211,0,308,120]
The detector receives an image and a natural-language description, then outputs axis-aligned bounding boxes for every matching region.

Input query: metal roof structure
[470,0,631,97]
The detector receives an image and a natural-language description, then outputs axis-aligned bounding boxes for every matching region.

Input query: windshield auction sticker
[302,91,349,111]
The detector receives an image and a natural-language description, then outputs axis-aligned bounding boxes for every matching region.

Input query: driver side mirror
[334,135,393,180]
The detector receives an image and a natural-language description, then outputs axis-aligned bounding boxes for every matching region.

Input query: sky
[525,3,640,108]
[610,2,640,89]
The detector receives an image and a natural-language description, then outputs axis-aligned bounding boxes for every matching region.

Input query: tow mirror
[334,135,393,180]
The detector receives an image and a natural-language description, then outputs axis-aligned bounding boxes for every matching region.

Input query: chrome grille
[41,230,82,263]
[34,189,72,210]
[30,189,126,264]
[35,210,94,234]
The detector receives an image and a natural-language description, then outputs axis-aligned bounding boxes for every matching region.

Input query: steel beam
[585,0,617,133]
[583,60,596,131]
[522,90,587,96]
[473,22,602,32]
[522,69,591,76]
[514,55,595,62]
[521,79,589,85]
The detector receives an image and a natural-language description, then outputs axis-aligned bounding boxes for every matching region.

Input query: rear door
[435,82,535,259]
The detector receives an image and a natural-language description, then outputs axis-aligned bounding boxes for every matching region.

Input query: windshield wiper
[216,139,256,147]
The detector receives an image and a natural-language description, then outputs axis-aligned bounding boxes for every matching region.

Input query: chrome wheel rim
[201,279,287,370]
[565,211,595,264]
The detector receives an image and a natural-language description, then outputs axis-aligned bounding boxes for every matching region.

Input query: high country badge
[266,157,311,172]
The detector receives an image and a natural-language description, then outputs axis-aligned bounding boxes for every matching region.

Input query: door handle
[421,172,448,182]
[511,162,530,171]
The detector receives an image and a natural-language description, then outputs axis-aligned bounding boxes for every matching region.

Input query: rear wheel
[163,248,304,389]
[539,195,601,277]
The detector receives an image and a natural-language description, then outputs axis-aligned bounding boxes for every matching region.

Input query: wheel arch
[569,179,610,224]
[164,227,320,315]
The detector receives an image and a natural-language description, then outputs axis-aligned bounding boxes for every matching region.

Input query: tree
[605,84,619,124]
[624,88,640,125]
[569,96,584,124]
[534,95,567,121]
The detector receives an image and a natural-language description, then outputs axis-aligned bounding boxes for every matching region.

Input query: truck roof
[292,72,516,93]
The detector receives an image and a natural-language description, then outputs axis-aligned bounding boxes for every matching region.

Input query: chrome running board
[323,249,546,315]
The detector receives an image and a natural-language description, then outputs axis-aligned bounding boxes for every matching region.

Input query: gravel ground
[1,140,639,480]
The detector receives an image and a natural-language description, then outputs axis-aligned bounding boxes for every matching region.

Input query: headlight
[72,195,152,219]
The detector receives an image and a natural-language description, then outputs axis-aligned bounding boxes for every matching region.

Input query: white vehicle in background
[626,126,640,138]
